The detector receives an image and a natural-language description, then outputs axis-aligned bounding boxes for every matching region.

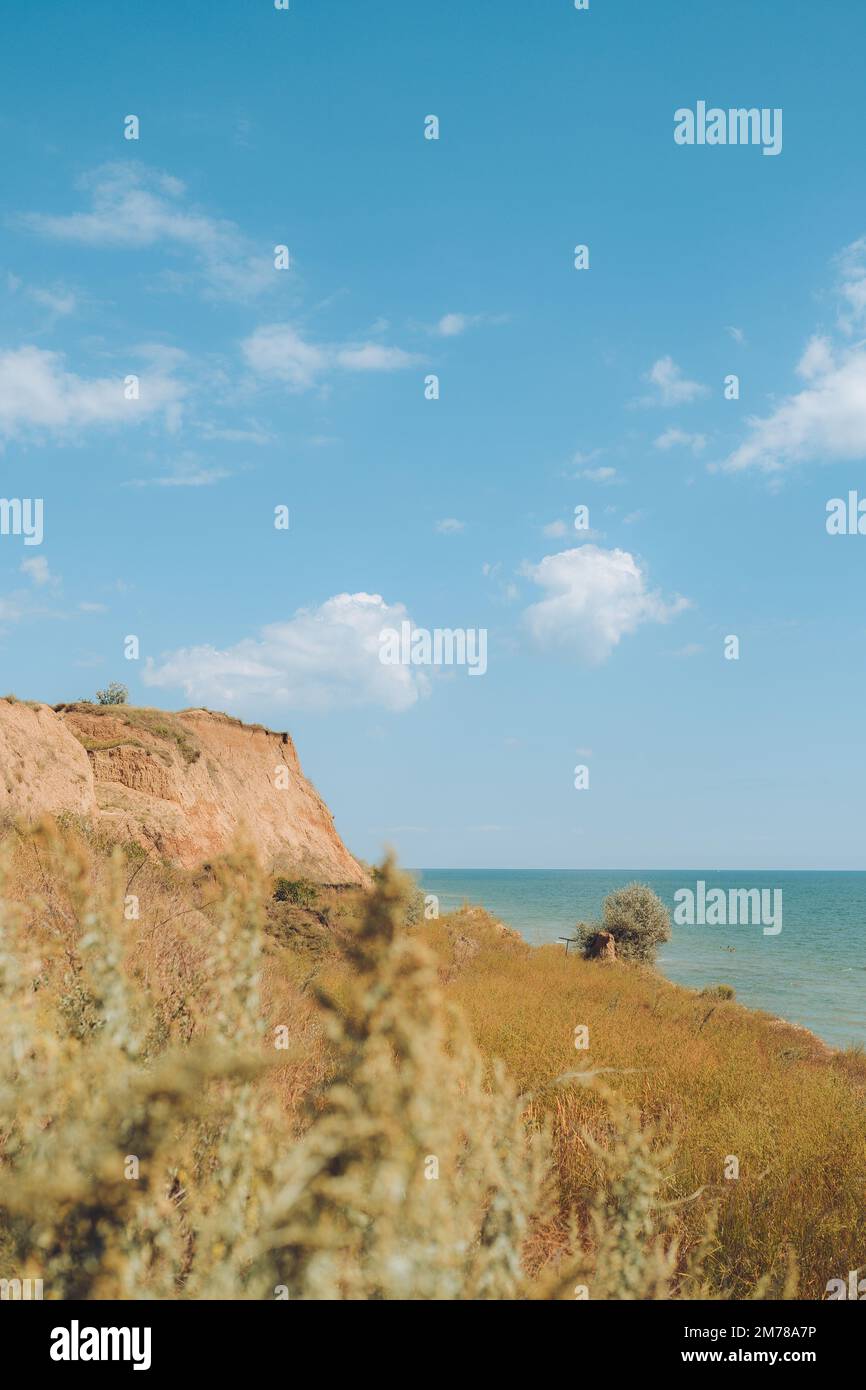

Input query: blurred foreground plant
[0,822,769,1300]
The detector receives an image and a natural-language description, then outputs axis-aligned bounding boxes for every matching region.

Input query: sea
[416,869,866,1050]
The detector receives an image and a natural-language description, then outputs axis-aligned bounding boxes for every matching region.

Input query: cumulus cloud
[721,336,866,473]
[241,323,419,391]
[22,163,274,300]
[654,427,707,453]
[719,238,866,472]
[142,592,429,712]
[522,545,689,665]
[0,344,184,441]
[640,356,709,407]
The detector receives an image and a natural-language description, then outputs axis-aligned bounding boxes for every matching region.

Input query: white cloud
[522,545,690,665]
[640,356,709,407]
[22,163,274,300]
[242,325,326,390]
[126,452,230,488]
[199,422,272,446]
[542,520,568,537]
[334,342,417,372]
[30,286,77,316]
[242,323,418,391]
[142,592,429,712]
[835,237,866,333]
[575,465,618,483]
[654,427,707,453]
[672,643,704,657]
[721,337,866,473]
[7,276,78,318]
[435,517,465,534]
[436,313,474,337]
[20,556,52,586]
[720,239,866,472]
[0,345,184,442]
[726,325,745,344]
[796,334,834,380]
[432,311,506,337]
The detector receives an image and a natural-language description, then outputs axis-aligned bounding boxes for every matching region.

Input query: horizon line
[409,866,866,874]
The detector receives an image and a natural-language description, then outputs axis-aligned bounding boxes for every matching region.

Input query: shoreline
[419,869,864,1054]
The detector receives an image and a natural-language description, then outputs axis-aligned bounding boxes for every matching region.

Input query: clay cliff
[0,698,368,886]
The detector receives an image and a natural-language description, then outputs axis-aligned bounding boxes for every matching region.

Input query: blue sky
[2,0,866,869]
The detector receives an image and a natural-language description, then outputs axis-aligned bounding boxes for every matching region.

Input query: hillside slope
[0,698,367,885]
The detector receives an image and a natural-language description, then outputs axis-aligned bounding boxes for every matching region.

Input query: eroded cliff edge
[0,699,368,886]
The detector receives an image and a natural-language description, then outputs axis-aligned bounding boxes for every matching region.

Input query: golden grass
[418,908,866,1298]
[1,821,862,1299]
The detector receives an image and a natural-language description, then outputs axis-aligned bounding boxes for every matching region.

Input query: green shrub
[600,882,671,964]
[570,921,600,956]
[95,681,129,706]
[701,984,735,1001]
[273,876,319,908]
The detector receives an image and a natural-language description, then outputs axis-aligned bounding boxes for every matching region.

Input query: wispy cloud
[574,464,619,484]
[672,643,704,657]
[198,422,272,446]
[435,517,465,534]
[654,427,707,454]
[242,323,419,391]
[834,236,866,334]
[432,311,507,337]
[638,356,709,407]
[21,163,276,301]
[7,273,78,320]
[126,454,230,488]
[20,555,53,587]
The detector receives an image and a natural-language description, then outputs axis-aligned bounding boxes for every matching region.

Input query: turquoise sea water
[417,870,866,1050]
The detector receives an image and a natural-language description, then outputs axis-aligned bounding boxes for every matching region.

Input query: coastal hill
[0,697,367,886]
[1,697,865,1298]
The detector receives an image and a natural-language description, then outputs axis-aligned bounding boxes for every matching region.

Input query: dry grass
[58,705,201,764]
[419,907,866,1298]
[0,822,860,1300]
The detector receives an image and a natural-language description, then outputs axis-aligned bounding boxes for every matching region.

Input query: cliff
[0,698,368,885]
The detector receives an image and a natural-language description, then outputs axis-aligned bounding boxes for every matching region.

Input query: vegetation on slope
[0,819,861,1299]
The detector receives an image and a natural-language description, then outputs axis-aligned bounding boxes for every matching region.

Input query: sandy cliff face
[0,700,367,885]
[0,700,95,820]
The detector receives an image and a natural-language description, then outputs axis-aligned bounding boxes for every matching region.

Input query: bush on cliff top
[572,882,671,964]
